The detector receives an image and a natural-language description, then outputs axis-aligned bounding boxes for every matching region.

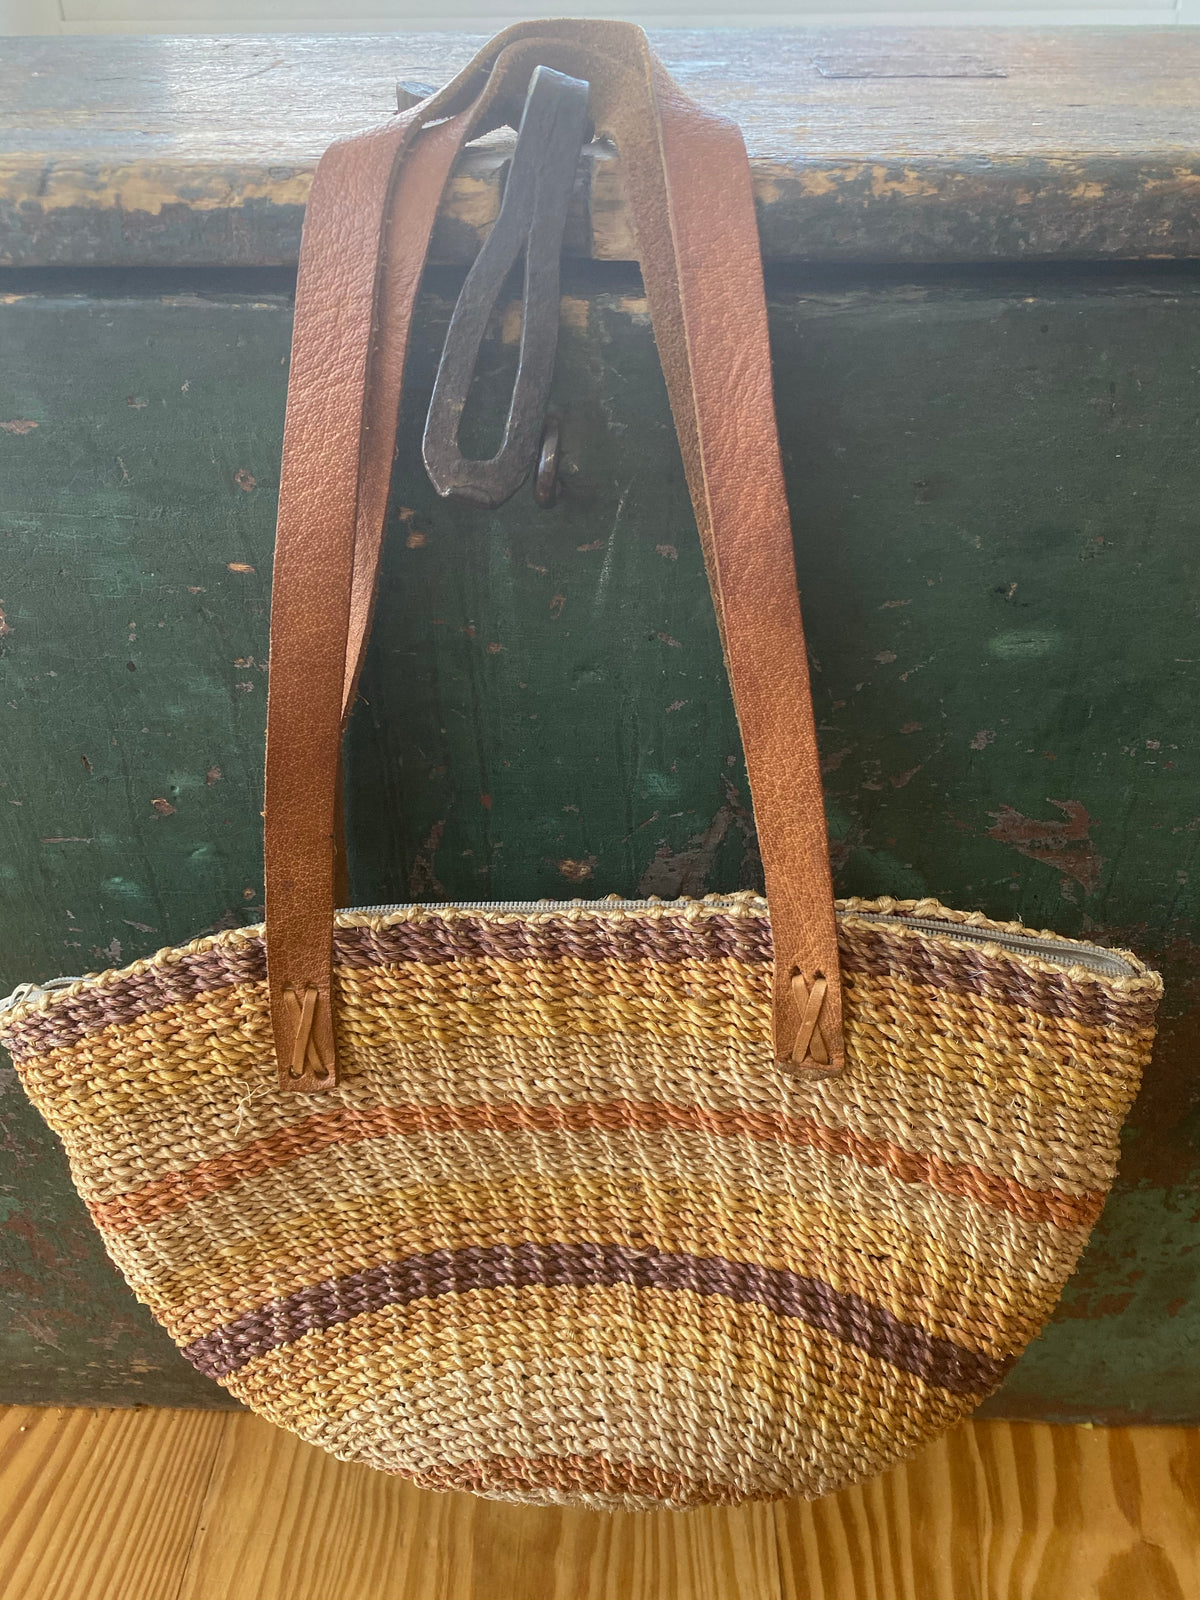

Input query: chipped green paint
[0,268,1198,1418]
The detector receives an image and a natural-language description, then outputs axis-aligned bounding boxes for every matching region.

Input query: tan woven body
[0,895,1159,1509]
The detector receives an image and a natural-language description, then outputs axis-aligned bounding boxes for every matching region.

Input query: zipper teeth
[0,901,1135,1016]
[339,900,1135,978]
[339,898,743,915]
[846,912,1134,977]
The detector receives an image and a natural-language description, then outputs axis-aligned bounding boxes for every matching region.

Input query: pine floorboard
[1,1408,1197,1600]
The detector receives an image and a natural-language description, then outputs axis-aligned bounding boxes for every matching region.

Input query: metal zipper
[0,899,1134,1017]
[338,899,1136,979]
[842,911,1135,978]
[340,897,744,915]
[0,975,86,1016]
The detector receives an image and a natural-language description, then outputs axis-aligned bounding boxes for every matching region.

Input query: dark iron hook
[422,65,590,510]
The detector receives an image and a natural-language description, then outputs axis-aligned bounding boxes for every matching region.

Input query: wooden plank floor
[1,1408,1197,1600]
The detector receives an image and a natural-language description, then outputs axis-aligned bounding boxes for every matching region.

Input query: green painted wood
[0,285,279,1405]
[5,30,1200,269]
[1,267,1198,1419]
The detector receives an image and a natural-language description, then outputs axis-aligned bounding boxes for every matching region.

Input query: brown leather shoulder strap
[263,110,467,1090]
[264,21,842,1090]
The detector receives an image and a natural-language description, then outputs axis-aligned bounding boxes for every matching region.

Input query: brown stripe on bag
[91,1096,1106,1235]
[338,910,774,970]
[0,911,767,1061]
[840,921,1161,1033]
[2,906,1159,1065]
[181,1240,1012,1394]
[1,940,266,1061]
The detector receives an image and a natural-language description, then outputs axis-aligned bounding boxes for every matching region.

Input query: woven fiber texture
[0,894,1160,1510]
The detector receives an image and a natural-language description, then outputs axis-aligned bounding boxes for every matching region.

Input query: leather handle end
[781,969,844,1079]
[275,984,338,1092]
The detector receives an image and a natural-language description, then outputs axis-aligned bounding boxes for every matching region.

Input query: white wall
[3,0,1198,32]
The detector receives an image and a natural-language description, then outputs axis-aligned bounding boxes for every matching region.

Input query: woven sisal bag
[0,22,1162,1511]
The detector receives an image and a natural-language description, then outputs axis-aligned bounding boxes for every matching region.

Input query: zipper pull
[0,975,83,1016]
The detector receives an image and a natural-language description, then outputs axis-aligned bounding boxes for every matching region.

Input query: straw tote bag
[0,21,1162,1511]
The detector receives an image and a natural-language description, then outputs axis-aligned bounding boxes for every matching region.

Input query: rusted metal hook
[422,65,590,510]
